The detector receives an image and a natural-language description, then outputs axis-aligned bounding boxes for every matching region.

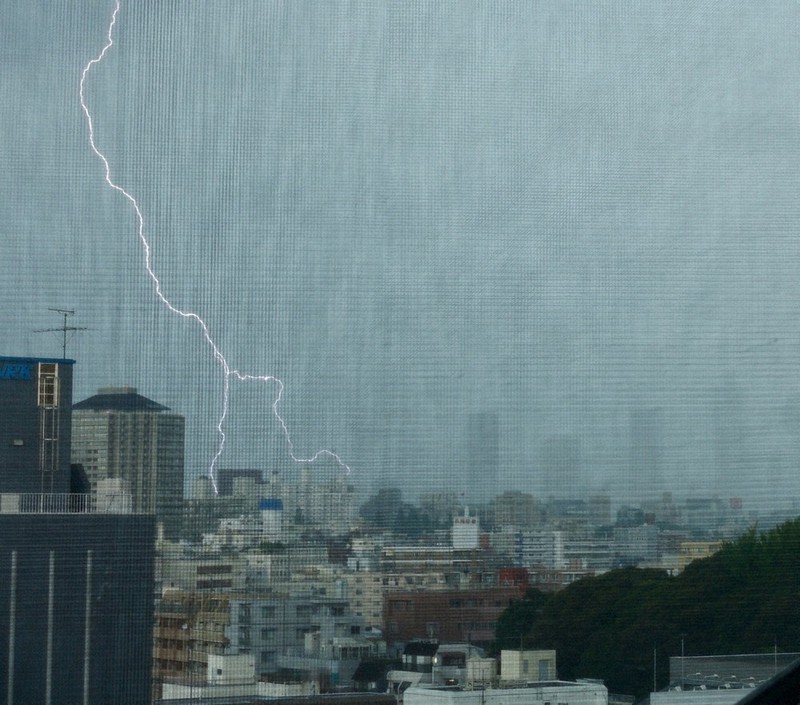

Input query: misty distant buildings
[267,465,357,535]
[492,491,540,528]
[629,407,664,501]
[464,412,499,493]
[72,386,185,537]
[541,434,583,498]
[185,464,357,543]
[711,374,747,491]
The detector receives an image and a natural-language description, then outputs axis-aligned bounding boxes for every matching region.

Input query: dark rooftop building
[73,385,169,413]
[351,659,400,692]
[404,641,440,658]
[0,356,156,705]
[0,356,74,494]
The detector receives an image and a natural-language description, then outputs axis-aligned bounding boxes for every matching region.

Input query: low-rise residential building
[500,650,557,682]
[387,641,493,692]
[154,587,385,692]
[342,571,385,628]
[527,566,596,592]
[230,591,384,677]
[512,529,566,569]
[153,591,232,695]
[677,541,723,571]
[404,681,607,705]
[613,524,658,565]
[161,653,319,701]
[348,537,382,572]
[160,553,244,592]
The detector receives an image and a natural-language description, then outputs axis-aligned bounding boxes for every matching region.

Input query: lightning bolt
[79,0,351,493]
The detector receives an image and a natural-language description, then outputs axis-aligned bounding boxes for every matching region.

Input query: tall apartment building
[72,386,185,537]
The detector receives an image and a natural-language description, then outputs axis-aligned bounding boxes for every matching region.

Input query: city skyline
[5,2,800,507]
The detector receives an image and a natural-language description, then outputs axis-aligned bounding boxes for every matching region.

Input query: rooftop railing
[0,492,135,515]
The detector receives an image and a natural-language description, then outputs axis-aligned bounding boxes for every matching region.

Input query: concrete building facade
[72,386,185,537]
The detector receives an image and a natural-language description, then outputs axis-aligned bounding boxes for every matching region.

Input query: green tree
[493,518,800,700]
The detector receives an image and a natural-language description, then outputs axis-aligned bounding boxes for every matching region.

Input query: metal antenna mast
[33,309,89,358]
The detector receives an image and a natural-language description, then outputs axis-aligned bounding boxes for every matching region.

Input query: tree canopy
[494,518,800,699]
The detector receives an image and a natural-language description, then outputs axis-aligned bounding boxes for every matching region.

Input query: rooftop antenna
[34,308,89,358]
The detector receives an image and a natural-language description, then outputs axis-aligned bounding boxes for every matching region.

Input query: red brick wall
[383,586,524,646]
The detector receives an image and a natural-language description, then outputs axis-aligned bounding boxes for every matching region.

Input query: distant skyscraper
[72,386,185,538]
[541,434,584,499]
[711,373,745,492]
[629,407,664,502]
[464,412,500,495]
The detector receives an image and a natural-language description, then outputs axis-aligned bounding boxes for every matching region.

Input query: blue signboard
[0,363,32,380]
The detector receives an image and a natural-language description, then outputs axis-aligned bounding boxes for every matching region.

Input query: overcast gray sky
[4,1,800,506]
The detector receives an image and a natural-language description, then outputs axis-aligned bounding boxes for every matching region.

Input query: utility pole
[33,309,88,358]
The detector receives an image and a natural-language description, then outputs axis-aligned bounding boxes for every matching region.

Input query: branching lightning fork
[79,0,351,492]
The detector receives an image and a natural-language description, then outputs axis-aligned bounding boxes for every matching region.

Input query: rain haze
[4,1,800,508]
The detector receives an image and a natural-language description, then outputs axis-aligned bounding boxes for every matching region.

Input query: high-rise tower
[629,407,664,502]
[464,412,500,496]
[541,434,584,499]
[72,386,185,538]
